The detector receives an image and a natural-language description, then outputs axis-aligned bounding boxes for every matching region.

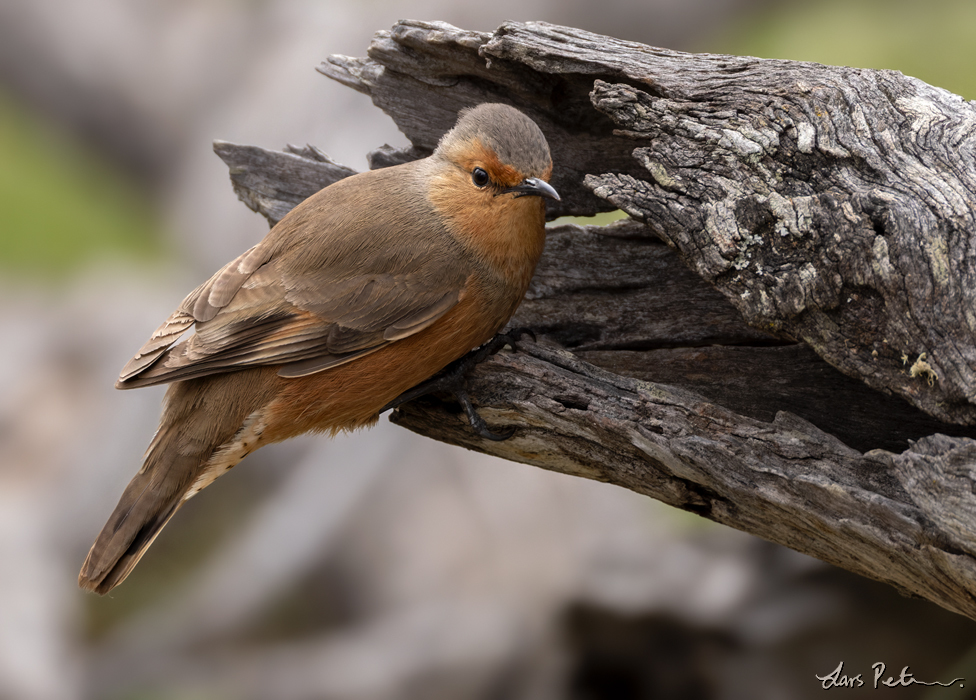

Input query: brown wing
[117,165,469,389]
[117,243,274,383]
[117,258,465,388]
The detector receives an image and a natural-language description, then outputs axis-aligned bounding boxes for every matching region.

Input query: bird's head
[426,104,558,281]
[432,103,560,206]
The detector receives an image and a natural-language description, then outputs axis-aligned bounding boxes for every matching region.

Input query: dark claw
[482,327,535,355]
[504,326,536,344]
[381,328,536,440]
[455,388,515,441]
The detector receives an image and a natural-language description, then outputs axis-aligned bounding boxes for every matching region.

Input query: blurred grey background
[2,1,976,699]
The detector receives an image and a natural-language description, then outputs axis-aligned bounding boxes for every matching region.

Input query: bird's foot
[382,328,534,441]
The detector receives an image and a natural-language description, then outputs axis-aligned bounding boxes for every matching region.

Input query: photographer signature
[816,661,964,689]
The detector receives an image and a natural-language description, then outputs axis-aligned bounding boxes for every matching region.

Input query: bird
[78,103,559,595]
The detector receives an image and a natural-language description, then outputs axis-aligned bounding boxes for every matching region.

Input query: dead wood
[216,20,976,619]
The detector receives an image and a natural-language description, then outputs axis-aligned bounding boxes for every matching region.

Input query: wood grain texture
[218,20,976,619]
[390,340,976,620]
[213,141,356,226]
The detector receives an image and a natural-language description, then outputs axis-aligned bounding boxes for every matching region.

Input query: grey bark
[216,21,976,619]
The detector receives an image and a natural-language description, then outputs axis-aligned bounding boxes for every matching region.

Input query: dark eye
[472,167,490,187]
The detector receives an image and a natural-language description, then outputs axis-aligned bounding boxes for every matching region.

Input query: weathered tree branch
[216,21,976,619]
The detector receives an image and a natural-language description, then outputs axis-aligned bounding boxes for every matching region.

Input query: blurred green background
[0,93,163,281]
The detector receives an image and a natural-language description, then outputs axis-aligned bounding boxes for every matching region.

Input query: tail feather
[78,440,200,594]
[78,501,183,595]
[80,369,279,595]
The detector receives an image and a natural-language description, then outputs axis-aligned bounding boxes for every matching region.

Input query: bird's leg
[382,328,535,441]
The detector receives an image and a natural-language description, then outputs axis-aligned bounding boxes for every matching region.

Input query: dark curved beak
[499,177,561,201]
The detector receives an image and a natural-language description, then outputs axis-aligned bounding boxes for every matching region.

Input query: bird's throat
[428,169,546,293]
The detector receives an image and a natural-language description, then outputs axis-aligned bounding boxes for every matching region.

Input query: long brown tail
[78,425,199,594]
[79,371,276,594]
